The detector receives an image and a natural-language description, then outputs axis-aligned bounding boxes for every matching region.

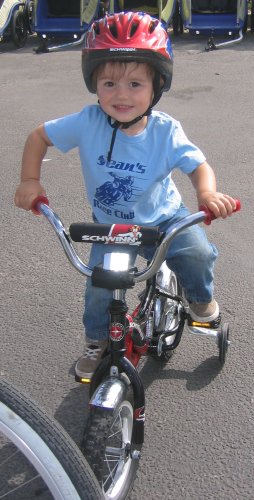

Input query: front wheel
[81,395,140,499]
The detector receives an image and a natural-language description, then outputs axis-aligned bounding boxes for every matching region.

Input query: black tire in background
[172,1,184,35]
[0,378,102,500]
[11,9,28,48]
[23,0,34,33]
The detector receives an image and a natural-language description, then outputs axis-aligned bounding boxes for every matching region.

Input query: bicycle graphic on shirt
[95,172,134,206]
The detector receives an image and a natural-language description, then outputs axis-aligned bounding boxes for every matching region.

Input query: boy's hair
[92,61,156,91]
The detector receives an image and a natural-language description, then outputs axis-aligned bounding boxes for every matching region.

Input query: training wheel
[218,323,230,365]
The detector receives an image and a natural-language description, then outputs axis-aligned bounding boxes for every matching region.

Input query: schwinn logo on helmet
[109,48,136,52]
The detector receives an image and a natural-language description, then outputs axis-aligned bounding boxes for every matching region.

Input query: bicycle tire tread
[82,402,139,499]
[82,408,112,481]
[0,378,102,500]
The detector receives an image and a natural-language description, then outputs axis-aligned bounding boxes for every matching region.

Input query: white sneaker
[188,299,220,323]
[75,339,108,379]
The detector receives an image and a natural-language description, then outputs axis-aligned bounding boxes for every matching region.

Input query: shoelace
[83,345,102,360]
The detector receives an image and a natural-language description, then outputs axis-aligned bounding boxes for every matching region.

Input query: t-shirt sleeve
[170,121,206,174]
[44,111,84,153]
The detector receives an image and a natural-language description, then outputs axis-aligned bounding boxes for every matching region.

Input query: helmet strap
[151,73,164,106]
[106,109,151,162]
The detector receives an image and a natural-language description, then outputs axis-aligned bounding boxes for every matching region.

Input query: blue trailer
[178,0,248,49]
[107,0,177,27]
[31,0,102,52]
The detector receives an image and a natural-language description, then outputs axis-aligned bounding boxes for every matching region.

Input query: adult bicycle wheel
[0,378,102,499]
[81,394,140,500]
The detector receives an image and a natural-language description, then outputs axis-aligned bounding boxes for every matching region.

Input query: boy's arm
[14,124,53,211]
[188,161,236,218]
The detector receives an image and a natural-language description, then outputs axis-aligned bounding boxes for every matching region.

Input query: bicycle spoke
[0,448,20,467]
[0,473,41,499]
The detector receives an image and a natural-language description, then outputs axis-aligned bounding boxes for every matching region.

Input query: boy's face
[96,62,154,130]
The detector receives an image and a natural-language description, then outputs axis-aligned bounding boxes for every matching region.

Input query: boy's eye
[104,81,114,87]
[130,82,140,88]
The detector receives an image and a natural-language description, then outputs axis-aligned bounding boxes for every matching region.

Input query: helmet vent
[149,20,158,33]
[94,23,100,35]
[130,21,139,37]
[109,23,118,39]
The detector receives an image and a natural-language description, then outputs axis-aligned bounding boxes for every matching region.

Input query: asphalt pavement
[1,31,254,500]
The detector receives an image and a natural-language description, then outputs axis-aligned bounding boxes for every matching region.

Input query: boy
[14,12,236,379]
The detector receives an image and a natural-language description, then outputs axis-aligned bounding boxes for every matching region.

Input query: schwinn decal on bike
[110,323,124,341]
[81,223,143,245]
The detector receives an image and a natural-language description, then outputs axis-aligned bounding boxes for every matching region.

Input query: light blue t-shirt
[44,105,205,225]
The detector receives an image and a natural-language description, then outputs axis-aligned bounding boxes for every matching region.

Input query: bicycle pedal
[187,314,221,330]
[75,374,91,384]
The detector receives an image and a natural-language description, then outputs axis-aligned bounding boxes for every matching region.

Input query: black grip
[69,222,160,246]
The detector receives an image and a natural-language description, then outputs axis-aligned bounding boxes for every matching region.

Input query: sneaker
[75,339,108,380]
[188,299,220,327]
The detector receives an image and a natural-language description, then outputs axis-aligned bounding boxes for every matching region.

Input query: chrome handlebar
[36,201,207,283]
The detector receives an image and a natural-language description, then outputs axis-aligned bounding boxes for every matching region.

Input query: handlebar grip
[201,199,241,225]
[31,196,49,216]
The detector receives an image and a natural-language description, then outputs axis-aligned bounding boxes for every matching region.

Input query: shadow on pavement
[53,352,222,446]
[138,353,222,392]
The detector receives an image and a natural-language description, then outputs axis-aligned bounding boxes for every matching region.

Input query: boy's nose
[115,83,129,98]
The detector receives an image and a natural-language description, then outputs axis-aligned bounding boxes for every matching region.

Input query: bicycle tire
[0,378,102,500]
[81,395,140,500]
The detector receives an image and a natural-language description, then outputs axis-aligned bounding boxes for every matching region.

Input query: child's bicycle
[32,196,240,500]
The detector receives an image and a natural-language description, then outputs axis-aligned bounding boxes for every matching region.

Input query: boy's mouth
[113,105,134,113]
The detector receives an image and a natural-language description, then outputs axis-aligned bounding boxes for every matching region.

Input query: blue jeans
[83,205,218,341]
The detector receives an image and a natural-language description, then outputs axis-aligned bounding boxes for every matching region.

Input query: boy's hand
[14,179,47,211]
[198,191,237,219]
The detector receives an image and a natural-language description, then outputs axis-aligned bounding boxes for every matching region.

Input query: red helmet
[82,12,173,98]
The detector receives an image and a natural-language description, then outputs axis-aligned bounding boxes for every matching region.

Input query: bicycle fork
[89,296,145,452]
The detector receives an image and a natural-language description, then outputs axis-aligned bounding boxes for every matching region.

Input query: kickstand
[205,37,218,51]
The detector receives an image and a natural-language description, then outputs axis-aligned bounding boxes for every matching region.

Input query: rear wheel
[151,267,184,361]
[81,395,140,499]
